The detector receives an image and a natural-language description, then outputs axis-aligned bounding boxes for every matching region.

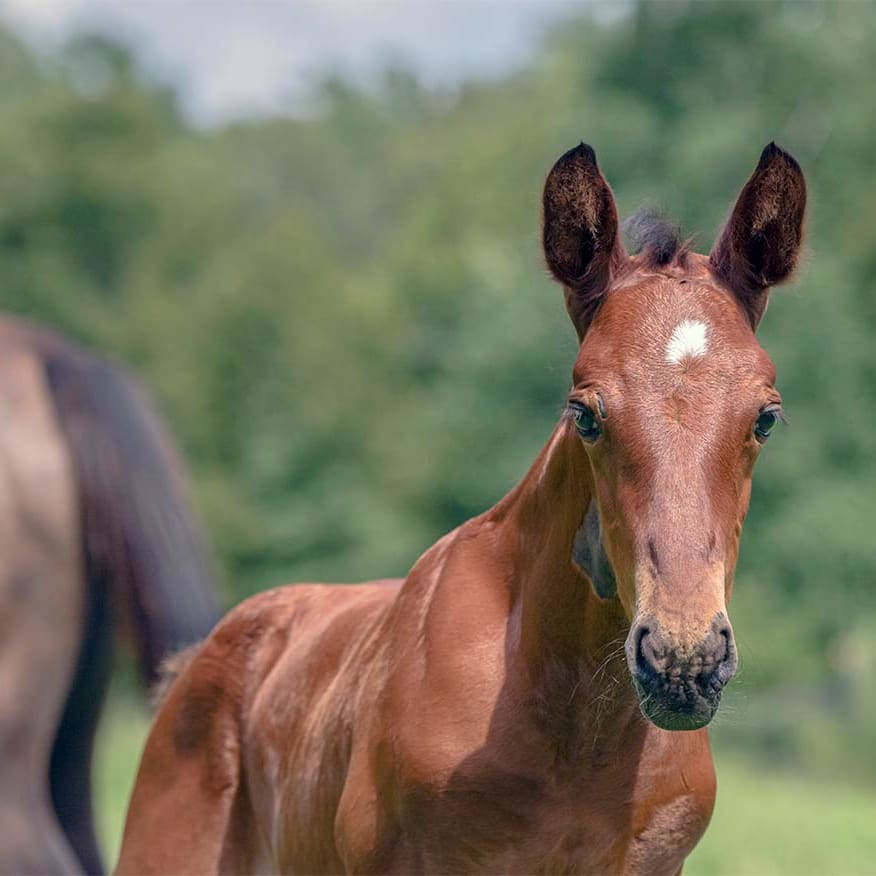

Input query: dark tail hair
[41,338,219,680]
[33,330,219,874]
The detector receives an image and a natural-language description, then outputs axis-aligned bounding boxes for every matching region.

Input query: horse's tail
[34,331,219,873]
[41,337,219,682]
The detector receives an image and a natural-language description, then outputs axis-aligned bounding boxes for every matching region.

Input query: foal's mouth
[631,674,723,731]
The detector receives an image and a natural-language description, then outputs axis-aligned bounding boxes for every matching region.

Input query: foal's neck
[487,420,636,748]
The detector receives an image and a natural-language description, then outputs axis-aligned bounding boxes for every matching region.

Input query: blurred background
[0,1,874,873]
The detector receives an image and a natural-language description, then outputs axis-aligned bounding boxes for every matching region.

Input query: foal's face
[571,262,781,729]
[542,142,806,730]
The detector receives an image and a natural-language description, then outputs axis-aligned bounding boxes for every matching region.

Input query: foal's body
[119,142,806,874]
[121,523,712,875]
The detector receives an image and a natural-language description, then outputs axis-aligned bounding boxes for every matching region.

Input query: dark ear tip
[557,141,598,168]
[757,141,802,174]
[759,141,780,162]
[577,142,598,165]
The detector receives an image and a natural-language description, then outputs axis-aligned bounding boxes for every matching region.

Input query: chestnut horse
[0,317,218,875]
[118,142,806,874]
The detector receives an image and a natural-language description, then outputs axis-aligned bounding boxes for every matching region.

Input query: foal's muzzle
[625,613,737,731]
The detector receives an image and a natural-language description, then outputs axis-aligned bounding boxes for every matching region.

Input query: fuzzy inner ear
[710,142,807,328]
[542,143,624,339]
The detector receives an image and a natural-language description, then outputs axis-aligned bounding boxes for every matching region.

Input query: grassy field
[95,696,876,875]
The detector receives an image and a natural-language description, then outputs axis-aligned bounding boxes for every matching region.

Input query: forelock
[623,209,689,268]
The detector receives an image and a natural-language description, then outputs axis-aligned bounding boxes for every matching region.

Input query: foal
[117,142,806,875]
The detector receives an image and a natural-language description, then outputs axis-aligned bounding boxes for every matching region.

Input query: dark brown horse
[117,142,806,874]
[0,317,218,875]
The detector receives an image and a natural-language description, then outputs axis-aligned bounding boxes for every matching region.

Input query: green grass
[687,760,876,876]
[95,695,876,875]
[94,696,152,868]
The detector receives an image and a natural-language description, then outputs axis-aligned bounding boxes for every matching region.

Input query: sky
[1,0,585,125]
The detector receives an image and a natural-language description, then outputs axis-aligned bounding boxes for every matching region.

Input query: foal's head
[543,143,806,730]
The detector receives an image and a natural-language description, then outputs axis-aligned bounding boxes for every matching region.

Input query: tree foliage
[0,1,873,775]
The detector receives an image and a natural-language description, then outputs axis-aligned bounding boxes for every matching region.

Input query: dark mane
[623,209,689,267]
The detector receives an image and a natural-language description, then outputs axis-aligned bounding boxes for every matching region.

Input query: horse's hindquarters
[0,344,84,872]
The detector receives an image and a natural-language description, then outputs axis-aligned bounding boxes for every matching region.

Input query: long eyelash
[771,405,789,425]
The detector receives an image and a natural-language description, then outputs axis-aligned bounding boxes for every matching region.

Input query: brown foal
[117,142,806,875]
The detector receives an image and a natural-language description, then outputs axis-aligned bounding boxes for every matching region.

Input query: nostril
[716,628,729,664]
[712,621,738,686]
[634,625,669,680]
[633,624,650,651]
[629,624,651,679]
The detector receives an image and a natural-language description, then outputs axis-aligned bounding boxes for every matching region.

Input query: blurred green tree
[0,0,872,779]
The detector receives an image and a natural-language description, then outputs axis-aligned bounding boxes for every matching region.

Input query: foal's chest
[400,729,716,876]
[478,782,710,876]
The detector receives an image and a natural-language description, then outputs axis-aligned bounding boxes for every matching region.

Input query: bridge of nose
[633,552,728,647]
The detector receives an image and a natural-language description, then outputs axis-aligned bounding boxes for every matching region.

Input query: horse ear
[542,143,625,339]
[710,143,807,328]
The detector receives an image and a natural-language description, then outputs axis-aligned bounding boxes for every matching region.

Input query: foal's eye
[570,403,601,443]
[754,407,783,443]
